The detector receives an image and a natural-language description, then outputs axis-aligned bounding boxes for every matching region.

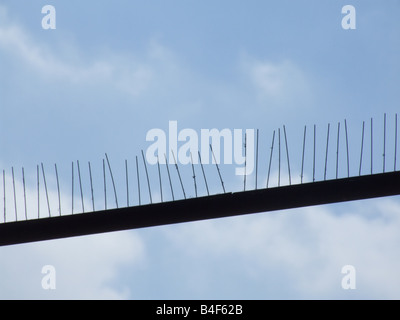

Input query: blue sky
[1,0,400,299]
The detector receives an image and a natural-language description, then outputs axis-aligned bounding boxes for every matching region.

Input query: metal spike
[283,125,291,185]
[198,151,209,196]
[164,153,175,201]
[255,129,259,190]
[336,122,340,179]
[3,170,6,222]
[77,160,84,213]
[395,114,398,171]
[157,155,163,202]
[359,121,365,176]
[301,126,306,184]
[125,159,130,206]
[103,159,107,210]
[267,130,275,188]
[324,123,330,181]
[12,167,17,221]
[190,152,197,197]
[22,167,27,220]
[72,162,74,214]
[141,150,152,204]
[136,156,141,206]
[383,113,386,173]
[88,161,95,212]
[313,125,316,182]
[105,153,118,208]
[55,164,61,216]
[345,119,350,178]
[244,132,247,191]
[172,150,186,199]
[210,144,225,193]
[371,118,373,174]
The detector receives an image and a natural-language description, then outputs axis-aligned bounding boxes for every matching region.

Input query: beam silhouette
[0,171,399,246]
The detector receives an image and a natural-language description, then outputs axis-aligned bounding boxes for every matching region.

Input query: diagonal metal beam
[0,171,399,247]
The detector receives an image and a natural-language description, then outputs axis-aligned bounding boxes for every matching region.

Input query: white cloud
[242,56,313,110]
[0,8,158,97]
[161,197,400,299]
[0,231,144,299]
[0,169,145,300]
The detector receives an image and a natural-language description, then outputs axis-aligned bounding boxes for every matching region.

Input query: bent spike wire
[88,161,95,212]
[1,114,400,226]
[141,150,152,204]
[55,164,61,216]
[164,153,175,201]
[22,167,27,220]
[266,130,275,188]
[313,124,316,182]
[283,125,291,186]
[210,144,226,193]
[198,151,209,196]
[157,155,163,202]
[172,149,186,199]
[126,159,130,206]
[77,160,84,213]
[244,132,247,191]
[255,129,259,190]
[136,156,141,206]
[359,121,365,176]
[105,153,119,208]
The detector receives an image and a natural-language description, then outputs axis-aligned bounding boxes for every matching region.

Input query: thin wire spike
[395,113,398,171]
[371,118,373,174]
[105,153,119,208]
[88,162,95,212]
[41,163,51,217]
[359,121,365,176]
[313,125,316,182]
[157,155,163,202]
[141,150,152,204]
[3,170,6,222]
[125,159,130,206]
[72,162,74,214]
[164,153,175,201]
[172,150,186,199]
[190,152,198,197]
[22,167,27,220]
[255,129,259,189]
[55,164,61,216]
[38,165,40,218]
[278,128,281,187]
[301,126,306,183]
[345,119,350,178]
[283,125,291,185]
[77,160,84,213]
[103,159,107,210]
[210,144,226,193]
[324,123,330,181]
[336,122,340,179]
[12,167,17,221]
[383,113,386,173]
[136,156,141,206]
[244,132,247,191]
[267,130,275,188]
[198,151,209,196]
